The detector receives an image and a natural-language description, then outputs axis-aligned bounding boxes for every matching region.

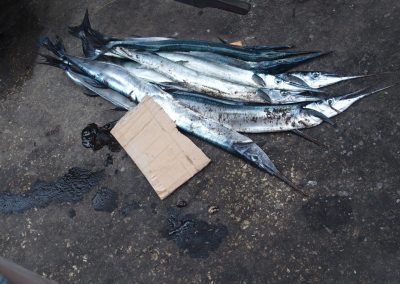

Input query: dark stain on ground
[68,208,76,218]
[104,153,114,167]
[302,196,353,231]
[0,168,103,214]
[120,201,142,216]
[176,200,188,208]
[45,125,61,137]
[92,187,118,213]
[0,0,42,96]
[81,122,121,152]
[162,210,228,258]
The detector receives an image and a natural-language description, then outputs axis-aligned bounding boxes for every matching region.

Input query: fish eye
[250,155,258,162]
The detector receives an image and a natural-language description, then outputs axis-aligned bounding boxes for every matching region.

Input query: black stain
[45,125,61,137]
[68,208,76,218]
[176,200,188,208]
[302,196,353,231]
[120,201,141,216]
[0,168,104,214]
[104,153,113,167]
[162,210,228,258]
[92,187,118,212]
[81,122,121,152]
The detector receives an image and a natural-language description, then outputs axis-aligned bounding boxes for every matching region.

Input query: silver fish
[102,58,322,105]
[281,71,371,89]
[185,51,326,74]
[111,46,323,104]
[174,86,395,133]
[41,37,303,194]
[156,51,322,92]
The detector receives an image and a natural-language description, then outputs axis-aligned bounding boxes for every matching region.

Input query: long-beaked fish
[186,51,329,74]
[40,37,305,195]
[156,51,324,92]
[70,10,318,62]
[109,46,324,104]
[98,56,324,104]
[279,71,373,89]
[173,85,396,133]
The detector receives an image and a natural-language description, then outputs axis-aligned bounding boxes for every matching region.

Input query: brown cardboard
[111,96,211,199]
[230,40,243,46]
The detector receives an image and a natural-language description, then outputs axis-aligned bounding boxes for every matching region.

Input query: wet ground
[0,0,399,283]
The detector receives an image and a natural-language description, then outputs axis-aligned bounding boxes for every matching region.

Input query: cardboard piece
[230,40,243,46]
[111,96,211,199]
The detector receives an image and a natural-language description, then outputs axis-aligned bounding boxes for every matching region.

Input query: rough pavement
[0,0,399,283]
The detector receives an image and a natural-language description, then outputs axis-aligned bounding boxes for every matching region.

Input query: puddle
[162,210,228,258]
[0,168,104,214]
[92,187,118,212]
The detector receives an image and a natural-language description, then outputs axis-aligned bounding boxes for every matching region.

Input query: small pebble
[176,200,188,208]
[208,205,219,215]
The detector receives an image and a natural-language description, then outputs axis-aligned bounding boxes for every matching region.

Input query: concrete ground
[1,0,400,283]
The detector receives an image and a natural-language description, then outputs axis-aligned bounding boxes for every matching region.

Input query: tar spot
[120,201,141,216]
[68,208,76,218]
[81,122,121,152]
[92,188,118,213]
[302,196,352,231]
[45,125,61,137]
[0,168,104,214]
[176,200,188,208]
[162,210,228,258]
[104,153,113,167]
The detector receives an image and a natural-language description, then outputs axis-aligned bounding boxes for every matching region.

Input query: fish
[40,54,325,133]
[70,10,293,52]
[70,10,318,62]
[172,85,396,133]
[279,71,373,89]
[108,46,323,104]
[186,51,329,74]
[156,51,324,92]
[95,57,323,104]
[62,67,394,147]
[40,37,305,195]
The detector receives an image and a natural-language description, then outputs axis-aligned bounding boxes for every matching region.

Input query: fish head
[303,96,360,118]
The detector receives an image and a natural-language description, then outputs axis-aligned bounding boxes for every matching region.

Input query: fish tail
[37,53,67,69]
[69,9,112,45]
[39,36,66,59]
[79,32,107,59]
[68,9,91,38]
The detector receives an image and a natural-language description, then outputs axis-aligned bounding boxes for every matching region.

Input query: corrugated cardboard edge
[111,96,211,199]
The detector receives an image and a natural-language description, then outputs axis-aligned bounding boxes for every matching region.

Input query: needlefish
[69,10,313,62]
[40,37,306,195]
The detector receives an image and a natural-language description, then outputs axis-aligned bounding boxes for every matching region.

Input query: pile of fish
[39,10,394,196]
